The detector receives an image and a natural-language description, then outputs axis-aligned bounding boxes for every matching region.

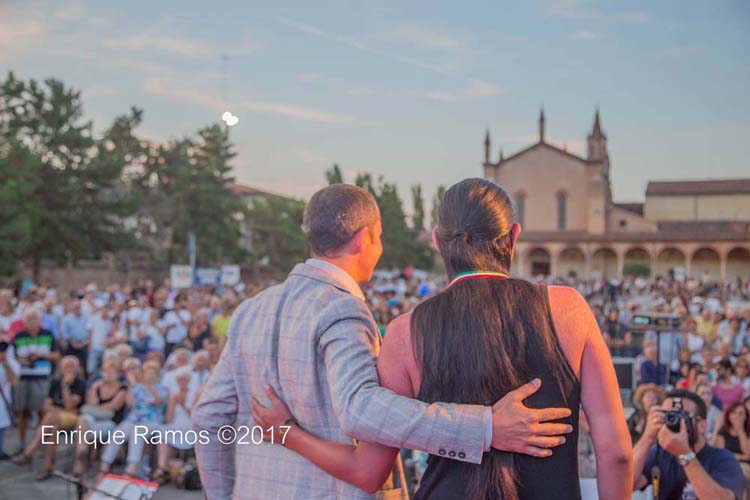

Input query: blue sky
[2,0,748,203]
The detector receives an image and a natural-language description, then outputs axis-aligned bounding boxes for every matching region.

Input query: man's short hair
[302,184,379,256]
[666,389,707,420]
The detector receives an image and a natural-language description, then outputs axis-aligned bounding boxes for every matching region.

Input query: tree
[129,124,247,266]
[0,72,135,279]
[430,185,446,229]
[325,163,343,184]
[410,184,425,232]
[246,195,307,273]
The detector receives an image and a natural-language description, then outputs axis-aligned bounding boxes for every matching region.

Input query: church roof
[488,141,593,168]
[646,179,750,196]
[613,202,644,215]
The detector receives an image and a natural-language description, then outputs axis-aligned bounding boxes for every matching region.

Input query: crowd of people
[0,270,749,494]
[0,280,242,483]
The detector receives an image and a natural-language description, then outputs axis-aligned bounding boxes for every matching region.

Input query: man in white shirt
[161,294,191,357]
[86,307,112,375]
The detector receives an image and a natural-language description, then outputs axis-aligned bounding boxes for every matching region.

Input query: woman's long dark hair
[411,178,570,500]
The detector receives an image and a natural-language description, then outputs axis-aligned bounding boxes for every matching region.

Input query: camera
[662,397,697,447]
[664,408,691,433]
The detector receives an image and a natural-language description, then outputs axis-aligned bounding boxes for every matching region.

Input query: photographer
[633,389,745,499]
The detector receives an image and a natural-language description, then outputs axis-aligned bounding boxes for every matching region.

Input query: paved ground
[0,425,202,500]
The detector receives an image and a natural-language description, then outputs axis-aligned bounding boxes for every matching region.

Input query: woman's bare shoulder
[546,285,595,376]
[378,312,418,397]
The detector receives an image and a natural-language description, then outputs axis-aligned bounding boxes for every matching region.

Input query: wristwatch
[678,451,697,467]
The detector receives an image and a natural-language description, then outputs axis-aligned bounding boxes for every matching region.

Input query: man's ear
[431,227,439,251]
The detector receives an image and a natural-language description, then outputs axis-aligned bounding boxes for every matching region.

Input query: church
[482,110,750,282]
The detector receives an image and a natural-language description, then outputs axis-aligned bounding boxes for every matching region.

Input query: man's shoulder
[700,445,741,467]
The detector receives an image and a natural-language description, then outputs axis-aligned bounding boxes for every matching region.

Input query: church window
[557,191,567,230]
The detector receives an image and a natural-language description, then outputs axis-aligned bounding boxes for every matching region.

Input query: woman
[98,360,167,478]
[713,402,750,481]
[677,362,702,390]
[713,360,745,409]
[736,358,750,394]
[626,383,664,443]
[252,178,632,499]
[71,358,128,477]
[12,356,86,479]
[696,382,723,440]
[152,366,198,484]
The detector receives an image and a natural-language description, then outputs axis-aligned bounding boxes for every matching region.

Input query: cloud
[0,18,47,61]
[546,0,651,23]
[385,26,465,50]
[296,72,324,83]
[655,47,702,59]
[278,17,376,54]
[572,29,597,40]
[103,34,215,58]
[143,78,361,125]
[55,4,86,21]
[425,78,504,102]
[83,84,117,97]
[279,16,456,75]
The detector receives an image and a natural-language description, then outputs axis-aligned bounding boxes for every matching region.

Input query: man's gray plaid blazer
[192,259,490,499]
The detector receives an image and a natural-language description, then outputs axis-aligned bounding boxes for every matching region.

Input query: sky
[1,0,748,204]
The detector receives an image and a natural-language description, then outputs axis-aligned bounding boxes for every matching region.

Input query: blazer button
[458,452,466,459]
[438,449,446,456]
[448,451,456,457]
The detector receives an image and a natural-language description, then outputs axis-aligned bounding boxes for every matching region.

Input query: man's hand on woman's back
[491,378,573,457]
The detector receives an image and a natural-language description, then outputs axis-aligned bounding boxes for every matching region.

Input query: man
[161,293,191,357]
[61,300,88,375]
[193,184,573,499]
[11,308,61,447]
[633,389,744,499]
[86,303,112,375]
[641,342,668,385]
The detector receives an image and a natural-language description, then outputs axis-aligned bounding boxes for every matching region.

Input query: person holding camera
[633,389,745,499]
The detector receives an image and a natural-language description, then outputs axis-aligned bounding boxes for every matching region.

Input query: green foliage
[325,163,343,185]
[0,72,136,279]
[246,195,307,273]
[0,72,250,278]
[125,123,248,266]
[623,263,651,277]
[430,185,446,228]
[410,184,425,232]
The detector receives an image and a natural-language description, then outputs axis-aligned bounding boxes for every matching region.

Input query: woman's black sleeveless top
[413,284,582,500]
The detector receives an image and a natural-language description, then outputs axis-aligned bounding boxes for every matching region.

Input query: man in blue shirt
[633,389,744,499]
[640,343,668,385]
[61,300,88,376]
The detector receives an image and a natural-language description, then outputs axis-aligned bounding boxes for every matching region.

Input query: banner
[195,267,222,286]
[170,265,194,289]
[221,265,241,285]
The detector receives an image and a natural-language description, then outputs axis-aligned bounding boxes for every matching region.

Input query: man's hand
[657,418,691,457]
[643,406,665,444]
[491,378,573,457]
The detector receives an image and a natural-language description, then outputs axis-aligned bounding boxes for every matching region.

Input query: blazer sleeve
[192,304,244,500]
[318,296,490,464]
